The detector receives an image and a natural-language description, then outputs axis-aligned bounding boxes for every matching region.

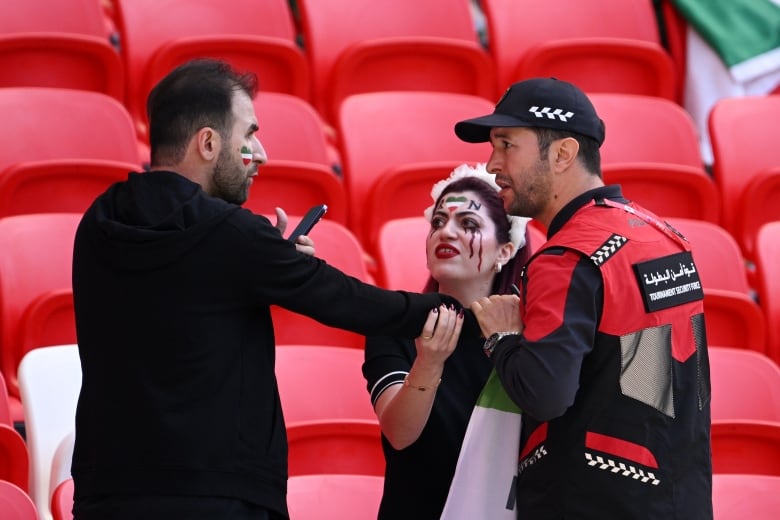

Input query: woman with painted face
[362,163,531,519]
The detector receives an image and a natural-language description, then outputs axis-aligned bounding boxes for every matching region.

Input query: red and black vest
[517,200,712,519]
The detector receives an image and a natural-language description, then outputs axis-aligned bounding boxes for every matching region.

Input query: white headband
[423,163,530,257]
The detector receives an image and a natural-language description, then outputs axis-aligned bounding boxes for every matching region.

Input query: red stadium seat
[50,478,73,520]
[0,160,134,218]
[712,474,780,519]
[702,289,767,356]
[755,222,780,363]
[482,0,676,100]
[0,480,37,520]
[0,0,124,100]
[709,346,780,422]
[276,345,376,424]
[603,163,719,223]
[295,0,495,121]
[113,0,309,139]
[269,216,373,348]
[245,162,347,225]
[286,419,384,476]
[0,214,82,423]
[337,91,493,247]
[709,95,780,259]
[287,473,383,520]
[711,420,780,475]
[0,425,30,492]
[376,217,430,292]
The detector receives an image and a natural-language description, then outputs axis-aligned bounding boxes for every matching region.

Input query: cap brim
[454,113,535,143]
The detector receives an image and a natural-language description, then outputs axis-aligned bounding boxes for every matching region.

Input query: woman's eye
[461,218,479,230]
[431,217,445,229]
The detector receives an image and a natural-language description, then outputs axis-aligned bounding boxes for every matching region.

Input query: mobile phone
[287,204,328,242]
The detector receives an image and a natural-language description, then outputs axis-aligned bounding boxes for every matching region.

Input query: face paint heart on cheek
[241,146,252,166]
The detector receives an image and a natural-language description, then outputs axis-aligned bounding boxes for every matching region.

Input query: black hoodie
[71,170,452,517]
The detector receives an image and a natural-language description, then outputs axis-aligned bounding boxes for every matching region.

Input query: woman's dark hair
[147,59,258,166]
[534,127,602,177]
[423,175,531,296]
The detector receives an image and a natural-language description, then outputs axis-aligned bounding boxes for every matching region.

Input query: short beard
[211,151,249,205]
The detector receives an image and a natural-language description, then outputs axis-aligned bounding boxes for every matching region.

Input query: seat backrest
[269,216,372,348]
[296,0,485,115]
[287,473,384,520]
[0,159,135,218]
[755,222,780,363]
[276,345,375,424]
[0,424,30,493]
[113,0,306,137]
[713,474,780,519]
[711,420,780,475]
[286,419,384,476]
[0,88,140,174]
[50,477,74,520]
[0,215,82,415]
[245,162,348,225]
[589,93,703,167]
[254,93,332,166]
[603,164,719,223]
[0,480,37,520]
[664,218,750,294]
[376,217,430,291]
[482,0,670,92]
[18,345,81,520]
[703,289,767,355]
[0,0,110,35]
[337,91,493,244]
[709,96,780,255]
[709,347,780,422]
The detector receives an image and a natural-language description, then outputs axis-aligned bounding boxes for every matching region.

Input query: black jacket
[71,170,454,517]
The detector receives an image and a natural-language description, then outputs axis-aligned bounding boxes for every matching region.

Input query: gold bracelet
[403,376,441,391]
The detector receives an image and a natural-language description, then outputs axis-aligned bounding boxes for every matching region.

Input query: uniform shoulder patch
[589,234,628,266]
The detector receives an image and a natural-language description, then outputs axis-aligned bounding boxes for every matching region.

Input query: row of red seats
[0,0,685,137]
[4,343,780,520]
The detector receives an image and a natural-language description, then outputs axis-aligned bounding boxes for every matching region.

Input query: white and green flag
[440,369,522,520]
[672,0,780,163]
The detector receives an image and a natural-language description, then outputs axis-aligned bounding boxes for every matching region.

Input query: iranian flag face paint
[444,195,468,212]
[241,146,252,166]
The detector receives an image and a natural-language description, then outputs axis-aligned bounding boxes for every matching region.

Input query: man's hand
[470,295,523,338]
[273,207,315,256]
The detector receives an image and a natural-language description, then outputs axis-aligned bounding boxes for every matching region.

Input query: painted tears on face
[433,195,486,271]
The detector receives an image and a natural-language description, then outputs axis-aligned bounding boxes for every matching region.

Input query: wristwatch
[483,331,521,358]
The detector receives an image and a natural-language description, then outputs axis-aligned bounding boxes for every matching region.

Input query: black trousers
[73,495,287,520]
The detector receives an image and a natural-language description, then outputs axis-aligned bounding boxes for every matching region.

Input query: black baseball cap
[454,78,606,146]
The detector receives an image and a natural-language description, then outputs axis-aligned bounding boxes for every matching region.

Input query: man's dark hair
[534,127,602,177]
[147,59,258,166]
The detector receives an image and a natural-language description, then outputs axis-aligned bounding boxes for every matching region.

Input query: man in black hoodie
[71,59,465,520]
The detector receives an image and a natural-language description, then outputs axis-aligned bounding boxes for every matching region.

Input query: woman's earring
[494,262,502,273]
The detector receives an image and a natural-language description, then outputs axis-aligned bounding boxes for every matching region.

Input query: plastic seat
[0,424,29,492]
[269,216,372,348]
[0,88,141,175]
[0,214,82,423]
[588,93,704,168]
[113,0,310,139]
[0,159,135,218]
[0,480,37,520]
[702,289,767,356]
[286,419,385,476]
[276,345,376,424]
[709,96,780,259]
[709,347,780,422]
[755,222,780,363]
[295,0,495,122]
[712,474,780,519]
[337,91,493,247]
[253,93,334,167]
[244,162,348,225]
[482,0,676,101]
[287,473,383,520]
[664,218,750,294]
[711,420,780,475]
[376,217,430,291]
[50,478,73,520]
[603,163,719,223]
[18,345,81,520]
[0,0,124,100]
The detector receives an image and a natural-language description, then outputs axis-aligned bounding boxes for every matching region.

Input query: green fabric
[672,0,780,67]
[476,369,522,413]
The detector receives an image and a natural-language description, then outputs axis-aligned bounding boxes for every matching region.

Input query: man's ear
[196,127,220,161]
[552,137,579,172]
